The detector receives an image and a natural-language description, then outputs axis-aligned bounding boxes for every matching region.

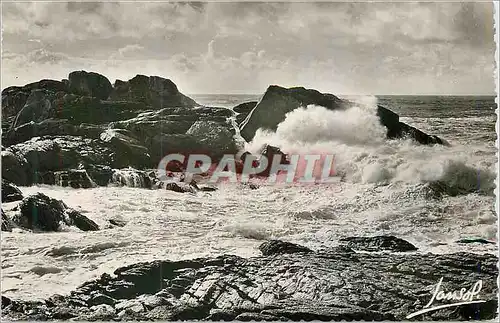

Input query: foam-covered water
[1,95,497,300]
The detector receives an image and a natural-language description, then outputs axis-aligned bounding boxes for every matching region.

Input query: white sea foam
[244,97,495,192]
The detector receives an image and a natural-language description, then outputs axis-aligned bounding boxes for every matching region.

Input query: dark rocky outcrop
[109,75,198,109]
[339,235,418,252]
[239,86,445,145]
[1,180,24,202]
[2,71,236,185]
[11,193,98,232]
[1,239,497,321]
[1,79,67,131]
[68,71,113,100]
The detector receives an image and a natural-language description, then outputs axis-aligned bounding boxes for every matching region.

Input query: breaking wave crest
[245,97,495,194]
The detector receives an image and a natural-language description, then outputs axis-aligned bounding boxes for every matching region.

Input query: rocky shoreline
[1,238,497,321]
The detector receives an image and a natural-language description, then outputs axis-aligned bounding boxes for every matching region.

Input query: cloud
[1,1,495,94]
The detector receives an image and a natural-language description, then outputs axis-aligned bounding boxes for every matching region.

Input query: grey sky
[1,1,496,94]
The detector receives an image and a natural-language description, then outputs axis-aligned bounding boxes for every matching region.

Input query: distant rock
[11,193,99,232]
[339,235,418,252]
[1,180,24,202]
[2,240,497,321]
[68,71,113,100]
[240,85,445,145]
[109,75,198,109]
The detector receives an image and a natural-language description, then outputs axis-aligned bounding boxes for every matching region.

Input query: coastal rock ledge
[1,239,497,321]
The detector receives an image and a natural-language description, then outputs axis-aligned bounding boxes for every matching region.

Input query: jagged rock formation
[239,85,445,145]
[1,71,237,186]
[10,193,99,232]
[1,238,497,321]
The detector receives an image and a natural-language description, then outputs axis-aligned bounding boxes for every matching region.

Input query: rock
[1,80,67,130]
[65,209,99,231]
[185,120,238,159]
[257,144,289,177]
[109,218,127,227]
[11,193,98,232]
[165,182,196,193]
[457,238,496,245]
[1,209,12,232]
[1,150,30,186]
[11,89,55,129]
[100,129,151,169]
[110,168,161,189]
[233,101,258,114]
[12,193,67,231]
[5,136,114,183]
[259,240,313,256]
[1,180,24,202]
[11,91,147,131]
[339,235,418,252]
[233,101,258,126]
[239,85,445,145]
[109,75,198,108]
[2,240,497,321]
[54,170,96,189]
[68,71,113,100]
[198,186,217,192]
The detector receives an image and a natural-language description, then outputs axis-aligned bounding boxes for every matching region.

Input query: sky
[1,1,497,95]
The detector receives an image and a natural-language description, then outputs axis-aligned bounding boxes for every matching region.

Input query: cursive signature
[406,277,485,319]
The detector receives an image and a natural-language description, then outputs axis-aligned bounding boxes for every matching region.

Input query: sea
[1,94,497,300]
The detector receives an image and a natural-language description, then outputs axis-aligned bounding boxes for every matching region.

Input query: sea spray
[243,96,495,191]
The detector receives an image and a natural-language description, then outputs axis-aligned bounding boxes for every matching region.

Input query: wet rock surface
[339,235,418,252]
[1,238,496,321]
[10,193,99,232]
